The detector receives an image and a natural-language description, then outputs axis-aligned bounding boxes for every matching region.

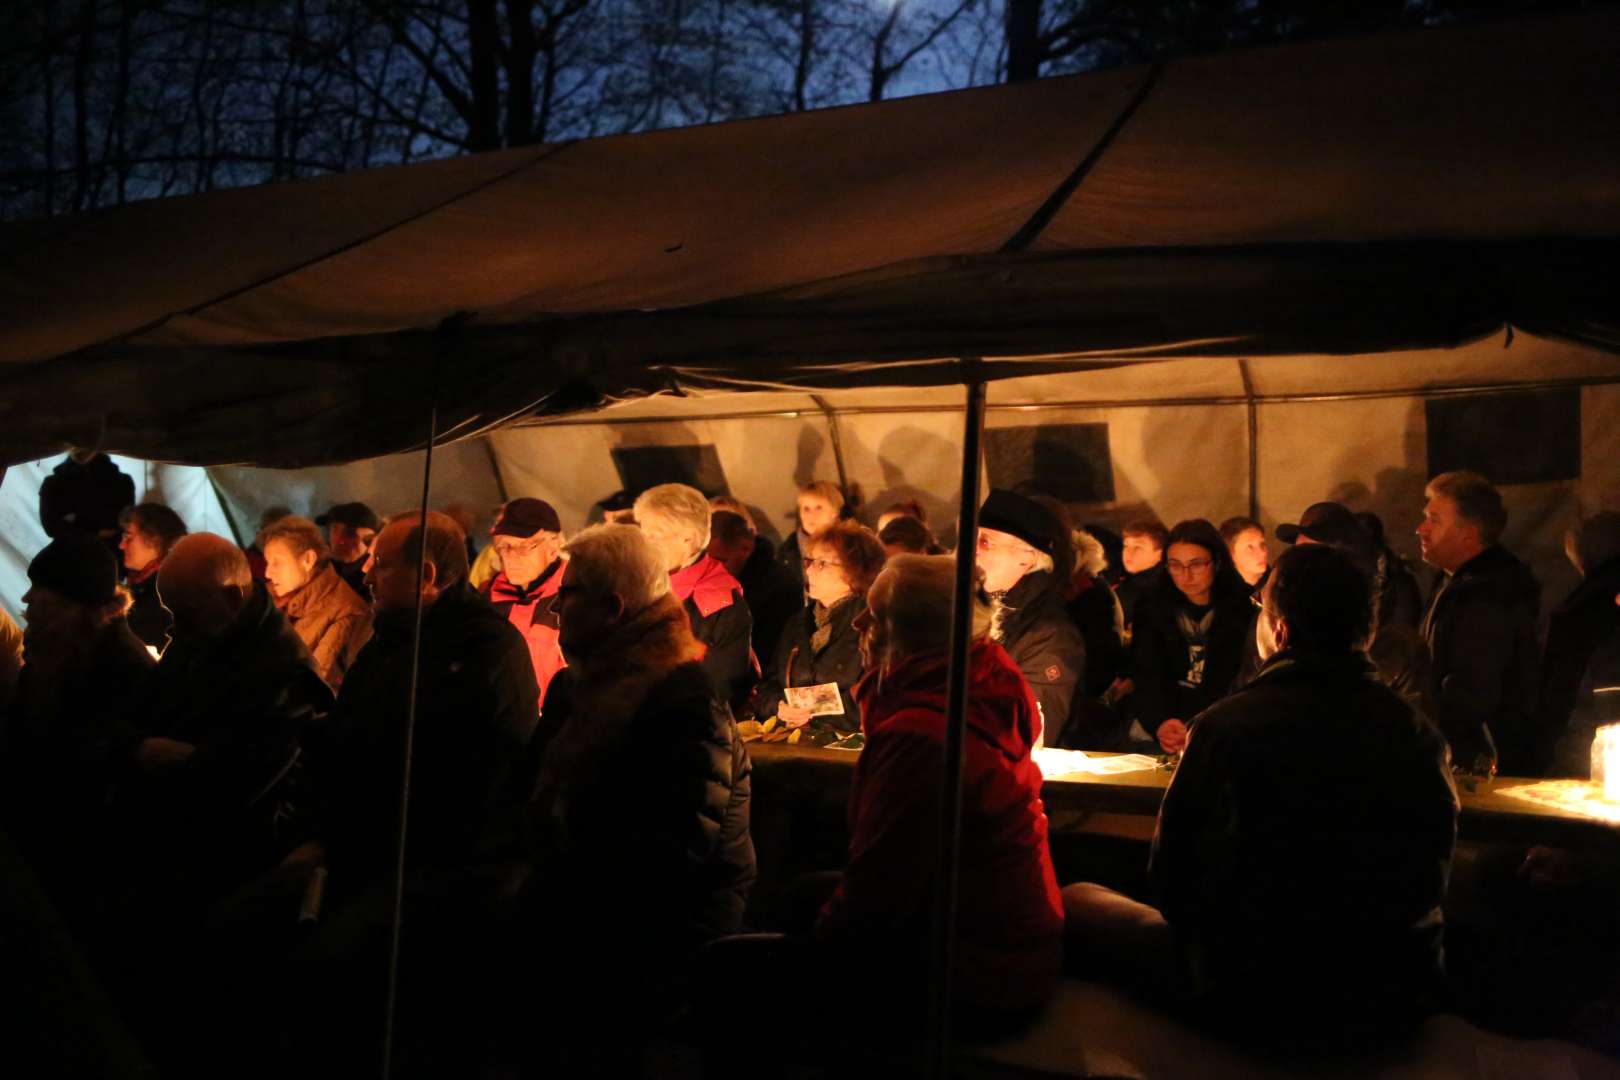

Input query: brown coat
[277,563,373,689]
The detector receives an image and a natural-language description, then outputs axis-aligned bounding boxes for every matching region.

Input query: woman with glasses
[1131,518,1253,753]
[748,521,887,736]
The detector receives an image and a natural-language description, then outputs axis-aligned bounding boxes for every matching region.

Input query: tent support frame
[382,402,438,1080]
[1238,358,1260,521]
[927,372,987,1078]
[810,394,852,495]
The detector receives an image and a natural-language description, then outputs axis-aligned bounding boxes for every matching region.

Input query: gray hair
[1426,471,1507,546]
[875,554,997,661]
[563,524,671,612]
[634,483,712,553]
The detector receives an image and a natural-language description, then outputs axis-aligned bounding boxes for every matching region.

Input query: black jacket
[125,569,171,652]
[1421,544,1541,775]
[316,584,539,890]
[0,618,155,910]
[1130,571,1250,734]
[117,586,332,891]
[1152,650,1457,1031]
[738,537,804,666]
[38,454,134,540]
[529,597,755,964]
[1540,557,1620,769]
[749,595,868,733]
[1113,565,1162,634]
[332,556,369,601]
[1379,551,1425,631]
[996,571,1085,746]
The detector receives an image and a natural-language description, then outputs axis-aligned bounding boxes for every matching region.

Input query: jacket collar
[669,554,741,618]
[1247,647,1378,690]
[489,558,562,604]
[277,561,347,618]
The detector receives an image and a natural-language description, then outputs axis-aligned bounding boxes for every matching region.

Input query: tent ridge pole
[999,59,1167,254]
[927,368,987,1078]
[809,394,852,496]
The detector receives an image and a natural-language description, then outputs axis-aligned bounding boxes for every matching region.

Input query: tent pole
[810,394,851,497]
[1238,358,1259,521]
[382,403,437,1080]
[926,374,987,1079]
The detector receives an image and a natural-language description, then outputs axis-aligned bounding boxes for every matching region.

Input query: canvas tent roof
[1,9,1618,469]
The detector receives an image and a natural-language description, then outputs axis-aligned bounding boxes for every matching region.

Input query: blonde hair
[798,481,845,511]
[563,524,671,612]
[634,484,712,552]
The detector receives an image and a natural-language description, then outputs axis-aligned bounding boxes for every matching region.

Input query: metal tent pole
[381,404,437,1079]
[925,373,987,1078]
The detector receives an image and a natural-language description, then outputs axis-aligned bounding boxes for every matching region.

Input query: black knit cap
[28,534,119,606]
[1276,501,1363,547]
[978,489,1063,555]
[314,502,381,531]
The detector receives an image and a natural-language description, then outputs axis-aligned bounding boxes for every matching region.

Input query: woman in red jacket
[816,552,1065,1022]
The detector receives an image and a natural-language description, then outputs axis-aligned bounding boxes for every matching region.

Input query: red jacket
[488,560,565,713]
[818,641,1064,1014]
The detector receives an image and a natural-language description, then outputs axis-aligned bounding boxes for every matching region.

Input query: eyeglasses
[494,537,549,557]
[1166,558,1213,575]
[975,534,1037,559]
[802,557,844,573]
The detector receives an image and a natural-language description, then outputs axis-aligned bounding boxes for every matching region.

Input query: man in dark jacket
[1064,544,1458,1045]
[116,533,332,907]
[483,497,567,712]
[1541,511,1620,772]
[526,523,754,1068]
[636,484,756,706]
[316,511,539,893]
[1418,471,1541,775]
[710,508,801,664]
[38,450,135,545]
[1,535,154,922]
[976,489,1085,746]
[314,501,381,600]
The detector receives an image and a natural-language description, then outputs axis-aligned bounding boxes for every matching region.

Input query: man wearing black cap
[315,502,381,600]
[485,497,568,712]
[1,535,155,914]
[976,489,1086,747]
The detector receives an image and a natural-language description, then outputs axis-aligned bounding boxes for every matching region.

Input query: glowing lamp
[1591,723,1620,803]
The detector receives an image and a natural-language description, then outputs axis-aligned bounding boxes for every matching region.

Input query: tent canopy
[1,9,1617,468]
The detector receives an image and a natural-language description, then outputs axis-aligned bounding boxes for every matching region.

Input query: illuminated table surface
[746,741,1620,850]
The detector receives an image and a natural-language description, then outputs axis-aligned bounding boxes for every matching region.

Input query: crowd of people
[1,448,1619,1073]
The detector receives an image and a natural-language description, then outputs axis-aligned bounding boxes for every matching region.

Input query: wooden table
[746,741,1620,852]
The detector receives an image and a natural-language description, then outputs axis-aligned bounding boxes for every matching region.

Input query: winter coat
[117,585,332,893]
[529,592,756,962]
[276,562,373,691]
[1113,565,1163,634]
[818,640,1064,1016]
[316,584,539,891]
[1061,572,1128,748]
[124,561,170,652]
[996,570,1085,748]
[38,454,135,541]
[749,594,868,733]
[486,560,566,713]
[670,554,756,706]
[1539,556,1620,767]
[1130,571,1251,735]
[1379,551,1425,631]
[738,537,804,666]
[776,530,808,596]
[0,617,154,912]
[1152,649,1457,1031]
[1421,544,1541,775]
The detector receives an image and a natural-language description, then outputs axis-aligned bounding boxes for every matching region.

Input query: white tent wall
[207,440,509,554]
[0,456,233,623]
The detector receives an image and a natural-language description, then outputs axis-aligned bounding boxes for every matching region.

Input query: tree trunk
[504,0,538,145]
[466,0,503,149]
[1005,0,1042,82]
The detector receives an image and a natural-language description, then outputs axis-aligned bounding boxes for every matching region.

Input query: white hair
[562,524,670,612]
[877,554,997,660]
[634,483,712,551]
[1073,528,1107,577]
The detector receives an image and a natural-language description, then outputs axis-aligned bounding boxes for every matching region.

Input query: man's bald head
[159,533,253,640]
[366,511,469,612]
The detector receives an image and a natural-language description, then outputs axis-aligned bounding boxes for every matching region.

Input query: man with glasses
[485,498,568,712]
[976,489,1085,747]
